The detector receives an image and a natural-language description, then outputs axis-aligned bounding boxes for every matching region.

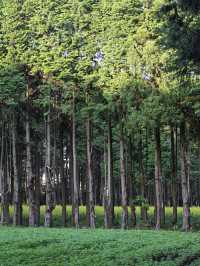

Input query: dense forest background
[0,0,200,231]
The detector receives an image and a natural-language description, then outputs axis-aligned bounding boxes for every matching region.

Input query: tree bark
[35,143,41,226]
[26,109,37,226]
[154,126,163,229]
[139,134,148,224]
[128,136,136,227]
[60,126,67,226]
[171,126,177,225]
[180,122,190,231]
[86,116,95,228]
[44,111,55,227]
[12,115,22,226]
[120,123,128,229]
[104,116,114,228]
[0,123,9,225]
[72,93,79,228]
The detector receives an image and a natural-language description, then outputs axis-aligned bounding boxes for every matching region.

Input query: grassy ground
[0,227,200,265]
[8,205,200,230]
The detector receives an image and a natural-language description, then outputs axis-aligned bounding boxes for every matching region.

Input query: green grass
[0,227,200,265]
[7,205,200,230]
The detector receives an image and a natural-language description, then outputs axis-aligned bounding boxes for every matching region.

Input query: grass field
[8,205,200,230]
[0,227,200,266]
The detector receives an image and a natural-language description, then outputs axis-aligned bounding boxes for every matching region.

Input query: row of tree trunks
[0,110,192,231]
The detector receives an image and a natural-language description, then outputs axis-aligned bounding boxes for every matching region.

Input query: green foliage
[133,196,149,210]
[0,65,26,105]
[1,226,200,265]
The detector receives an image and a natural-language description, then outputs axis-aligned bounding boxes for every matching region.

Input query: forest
[1,1,200,263]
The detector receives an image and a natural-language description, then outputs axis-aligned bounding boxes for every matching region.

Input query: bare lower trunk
[26,110,37,226]
[60,127,67,226]
[104,116,114,228]
[72,94,79,228]
[139,134,148,224]
[86,116,95,228]
[171,126,177,225]
[44,112,55,227]
[180,122,190,231]
[120,124,128,229]
[12,116,22,226]
[35,144,41,226]
[128,136,136,228]
[0,123,9,225]
[154,127,163,230]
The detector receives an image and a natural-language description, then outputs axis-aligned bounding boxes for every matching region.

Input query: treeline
[0,0,200,231]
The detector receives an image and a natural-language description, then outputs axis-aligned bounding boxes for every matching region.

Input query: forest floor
[0,227,200,265]
[9,205,200,230]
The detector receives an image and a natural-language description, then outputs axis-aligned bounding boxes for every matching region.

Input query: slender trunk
[26,109,37,226]
[171,126,177,225]
[139,134,148,224]
[86,116,95,228]
[35,144,41,226]
[180,122,190,231]
[120,123,128,229]
[60,126,67,226]
[104,116,114,228]
[72,93,79,228]
[103,139,108,221]
[154,126,163,229]
[93,147,101,205]
[0,123,9,224]
[44,111,54,227]
[128,136,136,227]
[12,115,22,225]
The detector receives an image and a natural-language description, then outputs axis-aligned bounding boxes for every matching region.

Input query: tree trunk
[154,126,163,229]
[35,144,41,226]
[86,116,95,228]
[0,123,9,225]
[26,109,37,226]
[72,93,79,228]
[171,126,177,225]
[104,116,114,228]
[60,126,67,226]
[139,134,148,224]
[12,115,22,226]
[44,111,55,227]
[180,122,190,231]
[120,123,128,229]
[128,136,136,228]
[93,147,101,205]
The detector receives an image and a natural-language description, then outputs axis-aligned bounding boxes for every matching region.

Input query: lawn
[0,227,200,265]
